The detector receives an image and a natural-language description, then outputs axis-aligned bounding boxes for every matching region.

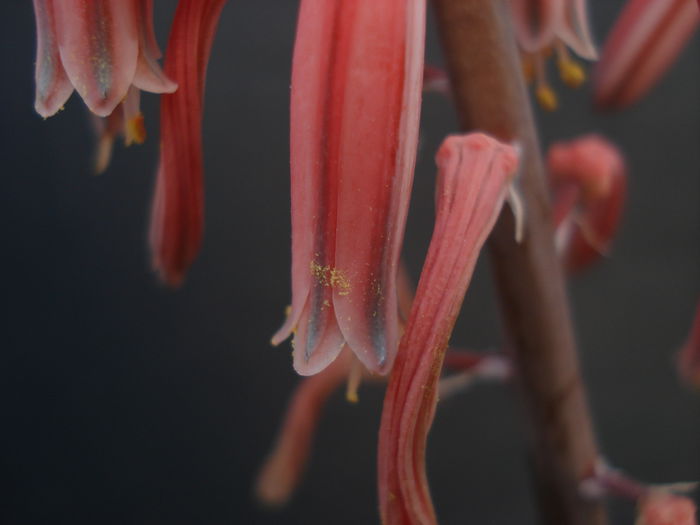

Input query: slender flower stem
[431,2,607,524]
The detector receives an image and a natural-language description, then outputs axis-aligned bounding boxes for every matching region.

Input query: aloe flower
[509,0,598,110]
[149,0,227,285]
[272,0,426,376]
[33,0,176,120]
[678,300,700,389]
[547,134,626,273]
[378,133,519,524]
[594,0,700,110]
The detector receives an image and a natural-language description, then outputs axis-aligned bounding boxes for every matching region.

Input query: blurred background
[1,1,698,523]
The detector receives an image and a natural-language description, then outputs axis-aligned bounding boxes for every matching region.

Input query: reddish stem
[431,1,607,524]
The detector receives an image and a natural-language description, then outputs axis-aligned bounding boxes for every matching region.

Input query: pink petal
[332,0,425,374]
[378,134,518,524]
[510,0,562,53]
[149,0,227,285]
[277,0,426,375]
[557,0,598,60]
[53,0,140,117]
[132,0,178,94]
[678,300,700,390]
[593,0,700,109]
[33,0,74,117]
[547,135,626,273]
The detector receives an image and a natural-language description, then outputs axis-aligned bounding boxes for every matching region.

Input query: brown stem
[431,2,607,524]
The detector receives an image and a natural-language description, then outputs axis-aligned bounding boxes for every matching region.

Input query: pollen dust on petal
[310,261,351,296]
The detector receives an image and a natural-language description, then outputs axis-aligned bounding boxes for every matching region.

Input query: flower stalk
[432,1,606,523]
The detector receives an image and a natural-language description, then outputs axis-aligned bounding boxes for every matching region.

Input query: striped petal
[593,0,700,109]
[33,0,74,117]
[510,0,562,53]
[558,0,598,60]
[149,0,227,285]
[53,0,140,117]
[378,134,518,525]
[132,0,178,94]
[275,0,426,376]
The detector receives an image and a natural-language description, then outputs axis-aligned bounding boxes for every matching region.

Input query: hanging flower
[593,0,700,110]
[148,0,228,285]
[378,133,519,524]
[546,134,627,273]
[272,0,427,376]
[32,0,176,125]
[509,0,598,110]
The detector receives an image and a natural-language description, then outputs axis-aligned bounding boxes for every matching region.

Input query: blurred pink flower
[273,0,426,376]
[636,492,698,525]
[594,0,700,109]
[547,134,626,273]
[378,133,519,524]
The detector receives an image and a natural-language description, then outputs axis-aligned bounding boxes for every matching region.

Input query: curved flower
[593,0,700,110]
[509,0,598,110]
[33,0,176,118]
[273,0,426,376]
[547,134,627,273]
[149,0,228,285]
[378,133,519,525]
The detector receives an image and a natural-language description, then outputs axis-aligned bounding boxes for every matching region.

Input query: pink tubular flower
[32,0,176,118]
[148,0,227,285]
[547,134,626,273]
[678,300,700,389]
[378,133,519,525]
[636,491,698,525]
[272,0,426,376]
[594,0,700,110]
[509,0,598,110]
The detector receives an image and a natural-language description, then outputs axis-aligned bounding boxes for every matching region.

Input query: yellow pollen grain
[309,261,351,296]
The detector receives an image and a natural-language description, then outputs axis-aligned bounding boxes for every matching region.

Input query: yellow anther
[536,85,558,111]
[558,59,586,89]
[125,113,146,146]
[345,357,363,404]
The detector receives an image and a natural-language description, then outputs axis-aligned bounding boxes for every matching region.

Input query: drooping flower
[593,0,700,110]
[378,133,519,525]
[33,0,176,121]
[678,300,700,389]
[509,0,598,110]
[148,0,228,285]
[272,0,426,376]
[547,134,626,273]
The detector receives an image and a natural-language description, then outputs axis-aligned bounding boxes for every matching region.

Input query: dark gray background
[1,1,698,524]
